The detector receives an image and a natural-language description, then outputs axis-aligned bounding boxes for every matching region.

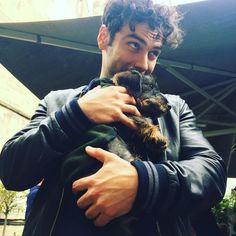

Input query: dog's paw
[139,124,168,150]
[130,116,168,151]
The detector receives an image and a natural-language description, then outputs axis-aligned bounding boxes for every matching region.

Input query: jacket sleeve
[0,89,94,191]
[131,95,227,217]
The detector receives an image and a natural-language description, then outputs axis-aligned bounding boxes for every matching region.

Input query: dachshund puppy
[108,70,170,162]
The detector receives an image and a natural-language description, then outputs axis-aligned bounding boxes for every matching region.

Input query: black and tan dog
[60,70,171,235]
[108,70,170,162]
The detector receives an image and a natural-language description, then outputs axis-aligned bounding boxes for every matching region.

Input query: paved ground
[0,225,24,236]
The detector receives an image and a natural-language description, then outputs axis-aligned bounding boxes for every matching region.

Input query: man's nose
[134,54,149,74]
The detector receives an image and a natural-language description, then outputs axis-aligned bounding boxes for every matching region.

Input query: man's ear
[97,24,109,50]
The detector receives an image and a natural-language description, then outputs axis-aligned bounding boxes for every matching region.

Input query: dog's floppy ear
[150,74,160,91]
[113,70,142,97]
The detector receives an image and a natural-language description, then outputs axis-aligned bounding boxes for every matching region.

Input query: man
[0,0,226,235]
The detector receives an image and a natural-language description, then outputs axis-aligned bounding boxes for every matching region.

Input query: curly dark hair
[102,0,184,48]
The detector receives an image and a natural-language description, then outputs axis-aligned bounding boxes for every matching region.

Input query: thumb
[85,146,115,163]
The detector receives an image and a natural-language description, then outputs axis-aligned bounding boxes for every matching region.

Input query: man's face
[98,23,163,78]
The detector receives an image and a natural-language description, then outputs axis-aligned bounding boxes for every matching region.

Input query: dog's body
[61,70,170,236]
[108,70,170,162]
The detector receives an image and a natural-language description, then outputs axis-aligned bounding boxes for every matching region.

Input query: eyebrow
[125,33,162,50]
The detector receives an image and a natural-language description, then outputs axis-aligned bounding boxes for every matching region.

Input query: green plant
[212,189,236,235]
[213,198,231,224]
[0,181,26,236]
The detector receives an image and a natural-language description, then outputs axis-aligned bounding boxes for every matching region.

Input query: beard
[107,62,138,78]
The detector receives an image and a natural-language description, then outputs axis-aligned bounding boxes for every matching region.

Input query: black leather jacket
[0,86,226,236]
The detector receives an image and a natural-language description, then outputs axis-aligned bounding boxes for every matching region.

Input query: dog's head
[112,70,142,97]
[112,70,171,118]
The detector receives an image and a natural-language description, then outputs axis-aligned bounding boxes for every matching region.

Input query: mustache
[122,66,151,75]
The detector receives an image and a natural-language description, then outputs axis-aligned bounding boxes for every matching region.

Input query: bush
[212,188,236,235]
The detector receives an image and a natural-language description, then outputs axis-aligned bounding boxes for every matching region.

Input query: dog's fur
[108,70,170,162]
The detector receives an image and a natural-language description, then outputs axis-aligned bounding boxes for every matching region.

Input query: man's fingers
[119,113,138,130]
[76,191,94,209]
[85,204,100,220]
[93,213,111,227]
[72,176,94,194]
[85,146,116,163]
[120,93,136,105]
[116,86,128,94]
[122,104,141,117]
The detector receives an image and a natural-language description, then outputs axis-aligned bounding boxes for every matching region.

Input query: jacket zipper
[49,187,65,236]
[156,221,162,236]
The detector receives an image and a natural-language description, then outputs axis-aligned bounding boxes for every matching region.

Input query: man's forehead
[123,23,163,42]
[147,30,162,40]
[142,24,163,41]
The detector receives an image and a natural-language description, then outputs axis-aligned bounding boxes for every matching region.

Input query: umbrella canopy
[0,0,236,176]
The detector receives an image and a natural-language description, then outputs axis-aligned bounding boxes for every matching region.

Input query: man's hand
[78,86,140,129]
[72,146,138,227]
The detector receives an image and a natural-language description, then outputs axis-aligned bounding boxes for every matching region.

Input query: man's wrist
[55,98,94,139]
[130,160,168,215]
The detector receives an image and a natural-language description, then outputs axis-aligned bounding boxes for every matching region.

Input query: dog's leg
[130,116,168,151]
[107,136,136,162]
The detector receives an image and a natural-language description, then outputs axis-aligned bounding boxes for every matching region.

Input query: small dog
[108,70,170,162]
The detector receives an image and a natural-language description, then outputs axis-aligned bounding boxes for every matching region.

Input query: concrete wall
[0,64,39,150]
[0,64,39,223]
[0,0,107,22]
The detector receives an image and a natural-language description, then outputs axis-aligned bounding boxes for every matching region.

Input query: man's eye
[128,42,140,50]
[149,51,161,60]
